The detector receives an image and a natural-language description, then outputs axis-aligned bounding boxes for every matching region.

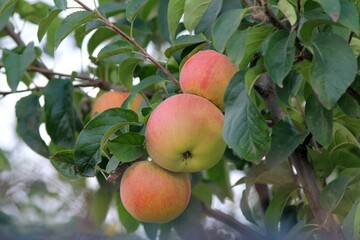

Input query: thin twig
[73,0,179,86]
[260,0,290,31]
[0,64,125,92]
[346,86,360,105]
[0,82,107,96]
[242,0,253,7]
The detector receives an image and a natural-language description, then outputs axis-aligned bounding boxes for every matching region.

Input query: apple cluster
[127,50,238,223]
[91,50,238,224]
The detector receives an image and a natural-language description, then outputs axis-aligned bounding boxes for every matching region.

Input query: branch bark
[346,86,360,105]
[201,203,264,240]
[0,64,125,96]
[255,74,344,240]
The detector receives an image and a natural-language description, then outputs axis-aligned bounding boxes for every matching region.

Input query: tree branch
[201,203,264,240]
[73,0,179,86]
[0,64,126,94]
[346,86,360,105]
[0,81,115,97]
[255,74,344,239]
[260,0,290,31]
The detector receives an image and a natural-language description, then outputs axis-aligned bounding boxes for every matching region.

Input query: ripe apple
[91,91,144,117]
[145,94,226,172]
[180,50,239,110]
[120,160,191,223]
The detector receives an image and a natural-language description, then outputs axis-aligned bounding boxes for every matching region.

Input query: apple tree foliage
[1,0,360,239]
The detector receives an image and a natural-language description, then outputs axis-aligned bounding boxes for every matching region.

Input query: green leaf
[227,25,273,67]
[330,122,359,150]
[164,35,207,58]
[276,71,303,105]
[223,71,271,163]
[283,221,319,240]
[206,160,233,202]
[126,0,147,23]
[167,0,185,41]
[0,150,10,170]
[313,0,341,21]
[183,0,211,32]
[91,187,113,226]
[97,40,133,62]
[264,30,296,87]
[74,108,138,177]
[338,93,360,119]
[338,0,360,35]
[117,193,139,233]
[16,1,49,24]
[305,92,333,148]
[319,175,354,212]
[45,14,61,56]
[226,30,246,65]
[266,120,309,168]
[308,148,333,180]
[130,75,164,94]
[173,198,206,239]
[105,156,120,173]
[55,11,97,49]
[0,0,17,16]
[108,133,145,163]
[54,0,67,10]
[44,79,76,149]
[265,183,300,235]
[98,3,126,17]
[87,27,117,56]
[342,199,360,240]
[3,42,36,91]
[143,223,160,240]
[15,94,49,157]
[211,8,248,52]
[277,0,297,26]
[38,9,62,42]
[118,56,144,89]
[195,0,222,34]
[239,162,294,224]
[192,181,213,205]
[50,150,83,180]
[0,3,14,30]
[240,189,257,224]
[244,66,264,96]
[305,33,357,109]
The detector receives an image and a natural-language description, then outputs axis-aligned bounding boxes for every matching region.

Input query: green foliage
[15,94,49,157]
[223,71,270,164]
[3,42,35,91]
[1,0,360,239]
[74,108,139,177]
[44,79,77,149]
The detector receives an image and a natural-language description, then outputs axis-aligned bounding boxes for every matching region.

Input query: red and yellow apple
[180,50,238,110]
[145,94,226,172]
[120,160,191,223]
[91,91,144,117]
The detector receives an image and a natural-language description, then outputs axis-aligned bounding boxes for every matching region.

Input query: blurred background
[0,0,246,239]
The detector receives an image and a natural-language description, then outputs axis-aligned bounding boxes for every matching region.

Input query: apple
[120,160,191,223]
[180,50,239,110]
[91,91,144,117]
[145,93,226,172]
